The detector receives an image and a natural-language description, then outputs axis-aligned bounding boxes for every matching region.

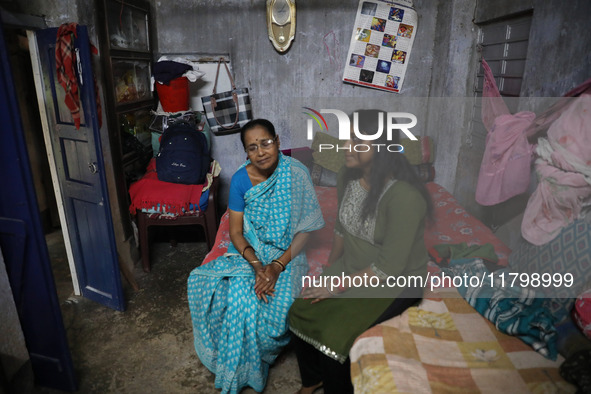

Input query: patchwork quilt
[350,286,574,393]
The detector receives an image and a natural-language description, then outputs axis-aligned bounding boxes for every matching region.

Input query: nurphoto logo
[303,107,417,152]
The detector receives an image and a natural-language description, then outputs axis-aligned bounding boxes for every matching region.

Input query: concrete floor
[33,229,309,394]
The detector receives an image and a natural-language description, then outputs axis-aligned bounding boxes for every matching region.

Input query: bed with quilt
[348,180,591,393]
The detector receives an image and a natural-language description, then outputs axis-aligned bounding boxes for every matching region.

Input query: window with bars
[469,13,533,144]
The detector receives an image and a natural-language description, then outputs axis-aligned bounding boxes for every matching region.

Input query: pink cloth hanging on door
[480,58,510,128]
[475,59,535,206]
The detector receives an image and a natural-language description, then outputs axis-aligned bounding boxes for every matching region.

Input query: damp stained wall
[150,0,439,206]
[8,0,591,217]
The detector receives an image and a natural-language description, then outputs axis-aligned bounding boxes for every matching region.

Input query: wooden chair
[136,177,219,272]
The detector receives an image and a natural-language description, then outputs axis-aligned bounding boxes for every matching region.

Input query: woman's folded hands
[254,263,282,303]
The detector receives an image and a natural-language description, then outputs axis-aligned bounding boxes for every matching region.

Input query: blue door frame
[0,18,76,392]
[35,26,125,312]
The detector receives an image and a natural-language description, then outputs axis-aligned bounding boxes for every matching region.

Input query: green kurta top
[288,173,428,362]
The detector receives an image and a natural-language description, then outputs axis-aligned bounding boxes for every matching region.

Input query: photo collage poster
[343,0,417,93]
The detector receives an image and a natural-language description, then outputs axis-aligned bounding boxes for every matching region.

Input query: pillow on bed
[424,182,512,266]
[508,220,591,324]
[400,135,434,165]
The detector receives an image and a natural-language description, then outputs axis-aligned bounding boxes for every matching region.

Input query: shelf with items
[112,57,152,106]
[120,106,153,189]
[120,107,152,152]
[104,0,150,52]
[97,0,155,238]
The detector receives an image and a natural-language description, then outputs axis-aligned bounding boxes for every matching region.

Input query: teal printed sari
[188,154,324,394]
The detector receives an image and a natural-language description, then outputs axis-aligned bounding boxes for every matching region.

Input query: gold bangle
[271,259,285,271]
[242,245,254,258]
[248,260,261,265]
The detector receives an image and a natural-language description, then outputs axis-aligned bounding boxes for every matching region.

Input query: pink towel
[476,113,536,206]
[476,59,535,206]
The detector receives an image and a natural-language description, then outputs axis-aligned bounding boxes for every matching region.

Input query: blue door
[0,20,76,391]
[34,26,125,311]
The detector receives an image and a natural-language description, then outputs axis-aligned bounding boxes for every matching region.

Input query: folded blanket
[442,258,558,360]
[129,159,204,215]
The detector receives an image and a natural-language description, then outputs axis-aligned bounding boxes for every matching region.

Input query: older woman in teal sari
[188,119,324,394]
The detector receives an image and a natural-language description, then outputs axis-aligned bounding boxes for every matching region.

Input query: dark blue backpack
[156,122,210,185]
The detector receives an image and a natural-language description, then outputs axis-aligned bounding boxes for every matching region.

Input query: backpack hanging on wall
[156,122,210,185]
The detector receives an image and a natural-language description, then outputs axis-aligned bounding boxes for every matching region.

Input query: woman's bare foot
[295,382,323,394]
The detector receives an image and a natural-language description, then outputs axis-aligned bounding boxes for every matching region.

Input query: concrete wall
[436,0,591,220]
[425,0,479,195]
[151,0,438,205]
[520,0,591,97]
[13,0,97,33]
[10,0,590,215]
[5,0,588,233]
[22,0,587,215]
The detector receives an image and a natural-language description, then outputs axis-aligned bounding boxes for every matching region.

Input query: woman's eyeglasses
[245,137,277,153]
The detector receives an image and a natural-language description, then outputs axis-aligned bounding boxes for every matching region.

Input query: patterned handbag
[201,58,253,135]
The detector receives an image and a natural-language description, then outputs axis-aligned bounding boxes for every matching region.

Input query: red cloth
[574,289,591,340]
[55,23,102,129]
[129,159,204,215]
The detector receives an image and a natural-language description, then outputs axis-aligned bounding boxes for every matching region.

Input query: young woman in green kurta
[288,109,433,394]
